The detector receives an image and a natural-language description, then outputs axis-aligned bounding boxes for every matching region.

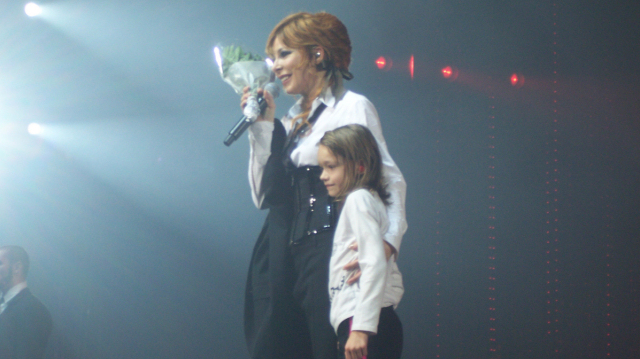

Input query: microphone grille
[264,82,280,99]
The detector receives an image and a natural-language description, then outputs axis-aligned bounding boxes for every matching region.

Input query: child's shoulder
[345,188,383,209]
[342,189,388,228]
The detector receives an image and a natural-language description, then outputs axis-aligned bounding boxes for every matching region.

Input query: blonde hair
[266,12,352,133]
[319,124,390,204]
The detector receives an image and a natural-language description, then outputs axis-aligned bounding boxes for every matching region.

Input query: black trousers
[336,306,403,359]
[289,231,338,359]
[246,118,337,358]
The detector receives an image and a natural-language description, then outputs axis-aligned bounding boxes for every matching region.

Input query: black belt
[288,165,336,245]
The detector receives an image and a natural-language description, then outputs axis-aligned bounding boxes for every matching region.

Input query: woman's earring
[358,165,365,174]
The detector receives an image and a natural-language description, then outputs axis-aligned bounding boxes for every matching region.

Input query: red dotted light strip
[604,208,612,357]
[545,4,562,355]
[434,95,443,358]
[487,97,498,357]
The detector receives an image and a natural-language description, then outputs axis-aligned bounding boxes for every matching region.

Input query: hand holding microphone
[225,83,280,146]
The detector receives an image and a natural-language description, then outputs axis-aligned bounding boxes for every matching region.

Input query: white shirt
[328,189,404,334]
[247,85,408,253]
[0,282,27,314]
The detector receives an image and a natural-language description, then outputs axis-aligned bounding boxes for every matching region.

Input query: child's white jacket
[328,188,404,334]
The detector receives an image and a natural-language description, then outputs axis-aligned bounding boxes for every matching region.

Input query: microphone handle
[224,95,267,147]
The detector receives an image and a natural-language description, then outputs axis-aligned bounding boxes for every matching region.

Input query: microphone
[224,83,280,146]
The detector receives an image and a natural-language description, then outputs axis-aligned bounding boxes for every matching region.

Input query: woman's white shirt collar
[286,80,347,120]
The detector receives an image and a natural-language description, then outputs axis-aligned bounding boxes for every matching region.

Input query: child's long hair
[319,124,390,204]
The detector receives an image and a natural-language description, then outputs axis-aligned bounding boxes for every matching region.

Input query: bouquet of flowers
[215,45,271,88]
[213,44,276,145]
[214,44,274,120]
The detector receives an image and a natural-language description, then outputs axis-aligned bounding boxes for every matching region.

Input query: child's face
[318,145,346,198]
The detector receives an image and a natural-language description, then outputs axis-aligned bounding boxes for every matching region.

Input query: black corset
[288,165,336,245]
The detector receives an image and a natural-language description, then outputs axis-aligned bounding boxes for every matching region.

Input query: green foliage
[221,45,263,76]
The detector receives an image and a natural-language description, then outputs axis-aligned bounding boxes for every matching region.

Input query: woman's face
[271,36,322,98]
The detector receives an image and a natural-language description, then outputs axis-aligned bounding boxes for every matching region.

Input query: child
[318,124,404,359]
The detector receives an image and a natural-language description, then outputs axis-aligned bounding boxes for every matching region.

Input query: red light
[375,56,393,71]
[409,55,414,79]
[442,66,452,78]
[441,66,458,81]
[511,74,519,85]
[510,73,525,88]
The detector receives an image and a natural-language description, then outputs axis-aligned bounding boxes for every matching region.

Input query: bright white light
[213,47,223,76]
[27,123,42,135]
[24,2,42,17]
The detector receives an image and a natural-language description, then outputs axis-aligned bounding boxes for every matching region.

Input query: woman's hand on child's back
[343,241,396,285]
[345,330,369,359]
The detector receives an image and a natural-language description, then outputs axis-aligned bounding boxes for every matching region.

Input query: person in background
[0,245,52,359]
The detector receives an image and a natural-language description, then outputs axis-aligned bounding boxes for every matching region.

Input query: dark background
[1,0,638,358]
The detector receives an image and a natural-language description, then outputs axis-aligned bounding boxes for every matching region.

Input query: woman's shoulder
[331,90,379,127]
[340,90,375,108]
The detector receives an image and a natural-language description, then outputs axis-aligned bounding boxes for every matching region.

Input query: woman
[241,12,407,359]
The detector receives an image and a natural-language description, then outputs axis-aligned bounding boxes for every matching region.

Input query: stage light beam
[24,2,42,17]
[28,123,42,135]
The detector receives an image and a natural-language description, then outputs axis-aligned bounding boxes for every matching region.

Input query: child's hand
[344,330,369,359]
